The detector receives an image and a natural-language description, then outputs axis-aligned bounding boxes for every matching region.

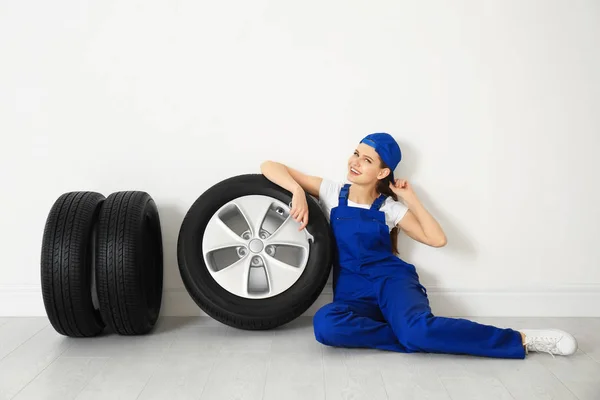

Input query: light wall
[1,0,599,316]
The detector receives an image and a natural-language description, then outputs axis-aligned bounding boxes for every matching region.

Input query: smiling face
[347,143,391,184]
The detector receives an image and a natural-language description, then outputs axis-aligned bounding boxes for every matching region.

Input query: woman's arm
[260,161,322,197]
[391,179,447,248]
[260,161,322,230]
[397,202,447,248]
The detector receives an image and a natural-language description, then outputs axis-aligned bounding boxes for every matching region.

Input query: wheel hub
[248,238,264,253]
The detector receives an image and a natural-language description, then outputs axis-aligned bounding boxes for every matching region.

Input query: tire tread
[96,191,163,335]
[41,191,105,337]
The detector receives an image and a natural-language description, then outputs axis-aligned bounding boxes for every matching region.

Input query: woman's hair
[376,161,400,255]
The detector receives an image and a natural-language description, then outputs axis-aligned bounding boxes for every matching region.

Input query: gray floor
[0,316,599,400]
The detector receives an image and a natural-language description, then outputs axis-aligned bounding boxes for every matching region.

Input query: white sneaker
[521,329,578,357]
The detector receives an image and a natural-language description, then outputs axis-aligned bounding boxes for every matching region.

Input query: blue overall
[313,184,525,359]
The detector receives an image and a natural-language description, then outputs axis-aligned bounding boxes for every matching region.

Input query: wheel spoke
[212,256,251,297]
[264,256,305,295]
[247,256,269,295]
[232,196,274,238]
[264,217,308,250]
[203,217,245,254]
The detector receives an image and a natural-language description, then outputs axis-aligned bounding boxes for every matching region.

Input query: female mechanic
[261,132,577,358]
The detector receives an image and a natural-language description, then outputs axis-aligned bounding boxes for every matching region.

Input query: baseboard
[2,284,600,317]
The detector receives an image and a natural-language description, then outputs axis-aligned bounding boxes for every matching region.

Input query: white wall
[1,0,599,317]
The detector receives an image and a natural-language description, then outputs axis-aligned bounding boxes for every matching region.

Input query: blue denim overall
[313,184,525,359]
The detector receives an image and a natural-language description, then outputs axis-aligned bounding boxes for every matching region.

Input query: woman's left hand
[389,179,418,204]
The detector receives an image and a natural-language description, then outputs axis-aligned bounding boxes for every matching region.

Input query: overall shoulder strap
[370,193,387,210]
[338,184,350,206]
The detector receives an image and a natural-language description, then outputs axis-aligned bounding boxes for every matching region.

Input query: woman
[260,132,577,358]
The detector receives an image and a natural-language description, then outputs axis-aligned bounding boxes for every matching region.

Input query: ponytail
[376,163,400,255]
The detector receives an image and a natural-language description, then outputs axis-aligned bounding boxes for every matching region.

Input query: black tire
[96,191,163,335]
[177,174,334,330]
[41,192,105,337]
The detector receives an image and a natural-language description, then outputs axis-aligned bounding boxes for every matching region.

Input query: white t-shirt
[317,178,409,231]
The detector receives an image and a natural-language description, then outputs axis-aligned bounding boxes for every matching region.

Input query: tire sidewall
[136,197,163,326]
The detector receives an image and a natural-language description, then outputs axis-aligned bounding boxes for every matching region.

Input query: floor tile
[323,347,389,400]
[378,352,451,400]
[263,352,325,400]
[136,354,217,400]
[199,353,270,400]
[74,356,161,400]
[12,357,108,400]
[269,317,323,355]
[0,317,48,360]
[0,325,72,400]
[536,350,600,400]
[169,325,231,356]
[440,376,514,400]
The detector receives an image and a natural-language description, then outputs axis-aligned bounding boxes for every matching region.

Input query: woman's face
[347,143,389,184]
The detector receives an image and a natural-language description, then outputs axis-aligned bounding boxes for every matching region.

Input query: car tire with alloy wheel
[177,174,334,330]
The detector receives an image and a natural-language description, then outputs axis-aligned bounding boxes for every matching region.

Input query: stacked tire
[41,191,163,337]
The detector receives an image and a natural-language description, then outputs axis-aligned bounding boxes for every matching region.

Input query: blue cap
[360,132,402,172]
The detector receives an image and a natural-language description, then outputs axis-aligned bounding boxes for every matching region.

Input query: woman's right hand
[290,186,309,230]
